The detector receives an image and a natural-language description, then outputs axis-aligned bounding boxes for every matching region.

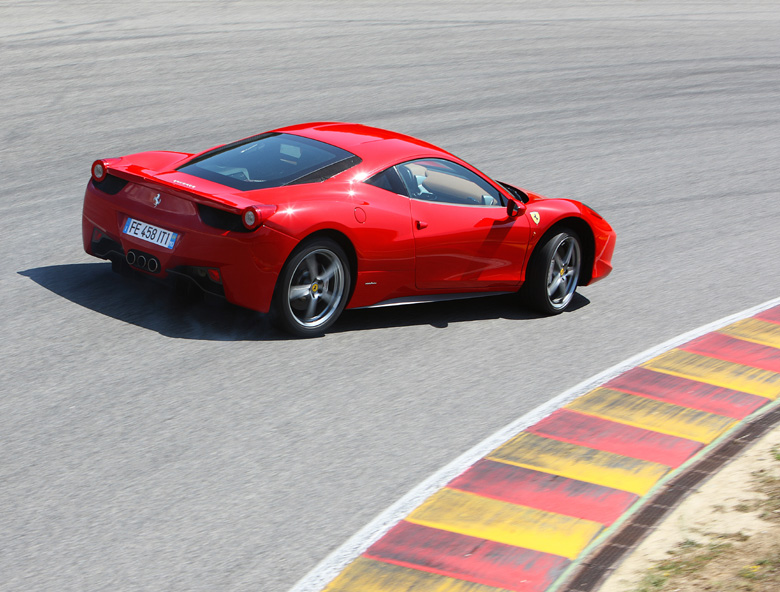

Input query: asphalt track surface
[1,2,779,591]
[310,300,780,592]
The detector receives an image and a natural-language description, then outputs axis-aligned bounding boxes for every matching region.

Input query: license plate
[123,217,178,249]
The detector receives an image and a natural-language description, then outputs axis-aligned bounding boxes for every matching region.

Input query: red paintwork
[605,367,767,419]
[82,122,616,314]
[365,521,570,592]
[527,409,702,467]
[449,459,637,526]
[409,198,530,289]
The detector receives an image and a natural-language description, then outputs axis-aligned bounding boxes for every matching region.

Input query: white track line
[288,296,780,592]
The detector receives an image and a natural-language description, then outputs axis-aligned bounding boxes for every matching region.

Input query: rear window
[177,133,361,191]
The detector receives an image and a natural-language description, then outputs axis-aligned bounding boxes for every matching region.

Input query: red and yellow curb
[321,305,780,592]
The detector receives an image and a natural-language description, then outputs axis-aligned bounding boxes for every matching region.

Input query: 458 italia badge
[530,211,540,224]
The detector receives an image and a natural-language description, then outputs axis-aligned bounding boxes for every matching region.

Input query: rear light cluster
[90,158,129,195]
[197,204,277,232]
[92,160,108,182]
[241,205,277,230]
[242,208,258,229]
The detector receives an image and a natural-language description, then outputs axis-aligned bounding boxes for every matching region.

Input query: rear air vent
[91,174,129,195]
[197,204,253,232]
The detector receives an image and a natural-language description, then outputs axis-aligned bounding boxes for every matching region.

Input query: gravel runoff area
[598,425,780,592]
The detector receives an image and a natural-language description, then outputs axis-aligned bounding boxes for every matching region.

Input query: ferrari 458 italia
[82,122,615,336]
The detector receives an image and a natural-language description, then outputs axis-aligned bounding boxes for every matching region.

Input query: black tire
[271,238,351,337]
[523,229,582,315]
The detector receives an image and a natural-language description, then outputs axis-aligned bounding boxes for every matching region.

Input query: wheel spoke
[556,279,567,299]
[548,275,563,297]
[289,285,310,300]
[305,254,318,280]
[320,262,339,281]
[305,296,318,319]
[561,241,575,266]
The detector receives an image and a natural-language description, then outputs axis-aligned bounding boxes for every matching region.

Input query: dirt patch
[598,427,780,592]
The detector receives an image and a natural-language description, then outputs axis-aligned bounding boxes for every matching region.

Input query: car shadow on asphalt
[335,291,590,334]
[19,262,590,341]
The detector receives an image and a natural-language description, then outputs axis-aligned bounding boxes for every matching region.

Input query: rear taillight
[241,204,277,230]
[91,160,108,182]
[242,208,258,229]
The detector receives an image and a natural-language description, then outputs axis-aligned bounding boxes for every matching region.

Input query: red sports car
[82,122,615,336]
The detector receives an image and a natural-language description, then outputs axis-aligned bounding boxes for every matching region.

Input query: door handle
[416,220,428,230]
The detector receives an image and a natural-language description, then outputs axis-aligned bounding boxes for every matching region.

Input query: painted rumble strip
[291,298,780,592]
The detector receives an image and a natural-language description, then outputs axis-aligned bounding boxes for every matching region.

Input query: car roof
[271,122,459,170]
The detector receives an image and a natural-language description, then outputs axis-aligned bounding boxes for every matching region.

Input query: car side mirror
[507,198,525,218]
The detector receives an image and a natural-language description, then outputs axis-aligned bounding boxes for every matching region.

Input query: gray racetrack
[2,1,779,590]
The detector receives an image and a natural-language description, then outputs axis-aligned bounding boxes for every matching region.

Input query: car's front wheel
[272,238,351,337]
[523,229,581,315]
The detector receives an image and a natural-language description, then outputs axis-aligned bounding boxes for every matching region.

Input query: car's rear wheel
[524,229,581,315]
[272,238,350,337]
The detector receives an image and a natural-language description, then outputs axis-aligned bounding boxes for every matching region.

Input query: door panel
[410,200,531,289]
[394,158,531,290]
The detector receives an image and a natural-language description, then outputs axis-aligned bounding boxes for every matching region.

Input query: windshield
[177,133,361,191]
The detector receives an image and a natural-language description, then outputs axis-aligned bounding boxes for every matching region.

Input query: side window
[364,167,408,196]
[395,159,503,206]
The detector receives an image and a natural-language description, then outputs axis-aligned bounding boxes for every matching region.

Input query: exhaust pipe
[125,250,160,273]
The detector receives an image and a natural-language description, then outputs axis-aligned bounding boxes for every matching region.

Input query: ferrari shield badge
[530,211,540,225]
